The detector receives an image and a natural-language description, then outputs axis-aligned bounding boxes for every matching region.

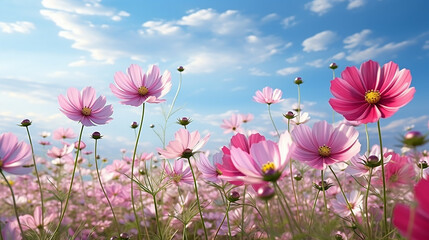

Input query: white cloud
[423,40,429,50]
[286,55,300,63]
[346,40,411,63]
[347,0,366,9]
[302,30,336,52]
[141,21,181,35]
[261,13,279,22]
[249,67,270,76]
[344,29,372,49]
[41,0,115,16]
[331,52,345,60]
[246,35,259,43]
[367,116,428,134]
[282,16,297,29]
[306,59,325,68]
[0,21,35,33]
[184,52,239,74]
[276,67,301,76]
[305,0,344,15]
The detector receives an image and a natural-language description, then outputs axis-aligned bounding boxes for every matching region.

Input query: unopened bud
[329,63,338,70]
[227,191,240,202]
[257,185,275,200]
[177,66,185,72]
[131,121,139,129]
[294,77,303,85]
[20,119,32,127]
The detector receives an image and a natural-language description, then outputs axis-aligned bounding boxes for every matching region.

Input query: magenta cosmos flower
[0,133,31,175]
[393,178,429,240]
[291,121,361,170]
[157,129,210,159]
[329,60,415,124]
[253,86,284,105]
[220,131,295,184]
[58,87,113,126]
[110,64,172,106]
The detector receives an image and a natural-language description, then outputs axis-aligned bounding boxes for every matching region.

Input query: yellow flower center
[347,202,355,210]
[365,90,381,104]
[318,145,331,157]
[172,174,182,183]
[81,107,92,116]
[0,159,3,168]
[216,168,222,176]
[138,86,149,96]
[262,162,276,173]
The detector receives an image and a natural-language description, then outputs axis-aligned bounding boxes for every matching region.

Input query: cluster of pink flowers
[1,60,427,240]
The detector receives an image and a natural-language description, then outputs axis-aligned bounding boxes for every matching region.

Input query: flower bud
[139,168,146,175]
[149,124,155,128]
[177,117,192,127]
[313,181,333,191]
[364,155,381,168]
[91,132,102,140]
[131,121,139,129]
[283,111,295,120]
[119,232,129,240]
[110,237,118,240]
[257,185,275,200]
[19,119,32,127]
[294,77,303,85]
[177,66,185,72]
[329,63,338,70]
[418,161,428,169]
[403,131,427,147]
[334,233,343,240]
[227,191,240,202]
[294,173,303,181]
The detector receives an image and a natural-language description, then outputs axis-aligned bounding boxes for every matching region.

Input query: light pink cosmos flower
[196,152,223,183]
[220,114,243,134]
[164,159,193,185]
[253,86,284,105]
[329,60,415,124]
[52,127,76,140]
[1,221,21,240]
[221,131,295,184]
[331,190,363,218]
[110,64,172,106]
[58,87,113,126]
[345,145,392,177]
[19,206,56,233]
[393,178,429,240]
[47,145,74,166]
[0,132,32,175]
[240,113,254,123]
[374,152,415,188]
[157,129,210,159]
[291,120,361,170]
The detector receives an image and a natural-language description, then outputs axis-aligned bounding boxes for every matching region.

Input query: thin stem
[187,157,208,240]
[162,70,183,148]
[94,139,120,235]
[214,208,228,239]
[0,170,26,239]
[289,159,301,224]
[24,126,45,232]
[225,201,232,240]
[273,182,302,234]
[297,84,301,123]
[49,124,84,240]
[240,186,247,240]
[152,192,163,239]
[265,200,275,240]
[365,124,370,155]
[130,103,146,240]
[364,168,374,240]
[309,190,320,230]
[377,120,388,235]
[321,170,328,214]
[267,104,280,138]
[331,69,336,124]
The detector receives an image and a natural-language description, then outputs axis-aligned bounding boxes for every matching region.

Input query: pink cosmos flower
[0,132,32,175]
[374,152,415,188]
[58,87,113,126]
[47,145,74,166]
[217,133,266,186]
[393,178,429,240]
[291,120,361,170]
[53,127,76,140]
[19,206,55,233]
[1,221,21,240]
[220,114,243,134]
[157,129,210,159]
[164,158,193,185]
[240,113,254,123]
[345,145,392,177]
[253,86,284,105]
[329,60,415,124]
[110,64,172,106]
[220,131,295,184]
[331,190,363,218]
[196,152,223,183]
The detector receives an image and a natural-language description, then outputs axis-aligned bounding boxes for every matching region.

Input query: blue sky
[1,0,428,159]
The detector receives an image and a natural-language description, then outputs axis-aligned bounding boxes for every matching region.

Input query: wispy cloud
[276,67,301,76]
[0,21,35,33]
[347,0,366,9]
[249,67,270,76]
[302,30,336,52]
[282,16,297,29]
[343,29,372,49]
[346,40,411,63]
[305,0,344,16]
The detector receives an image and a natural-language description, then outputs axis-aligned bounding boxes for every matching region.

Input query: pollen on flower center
[262,162,275,173]
[172,173,182,183]
[347,202,355,210]
[81,107,92,116]
[138,86,149,96]
[318,145,331,157]
[365,90,381,104]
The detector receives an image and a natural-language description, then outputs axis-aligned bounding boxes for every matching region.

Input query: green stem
[225,201,232,240]
[332,69,336,124]
[130,103,146,240]
[94,139,120,235]
[267,104,280,138]
[49,124,84,240]
[152,192,163,239]
[214,207,228,239]
[0,170,26,239]
[265,200,275,240]
[297,84,301,123]
[321,170,328,214]
[365,124,370,155]
[309,190,320,229]
[364,168,374,240]
[162,70,183,148]
[187,157,208,240]
[273,182,302,234]
[376,120,388,235]
[24,126,45,233]
[289,159,301,224]
[240,186,247,240]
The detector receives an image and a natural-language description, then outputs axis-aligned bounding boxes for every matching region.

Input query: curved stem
[240,186,247,240]
[49,124,84,240]
[187,157,208,240]
[273,182,302,233]
[24,126,45,233]
[309,190,320,230]
[265,200,275,240]
[377,120,388,235]
[225,201,232,240]
[152,192,163,239]
[364,168,374,240]
[130,103,146,239]
[162,71,183,148]
[267,104,280,138]
[0,170,26,239]
[94,139,120,235]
